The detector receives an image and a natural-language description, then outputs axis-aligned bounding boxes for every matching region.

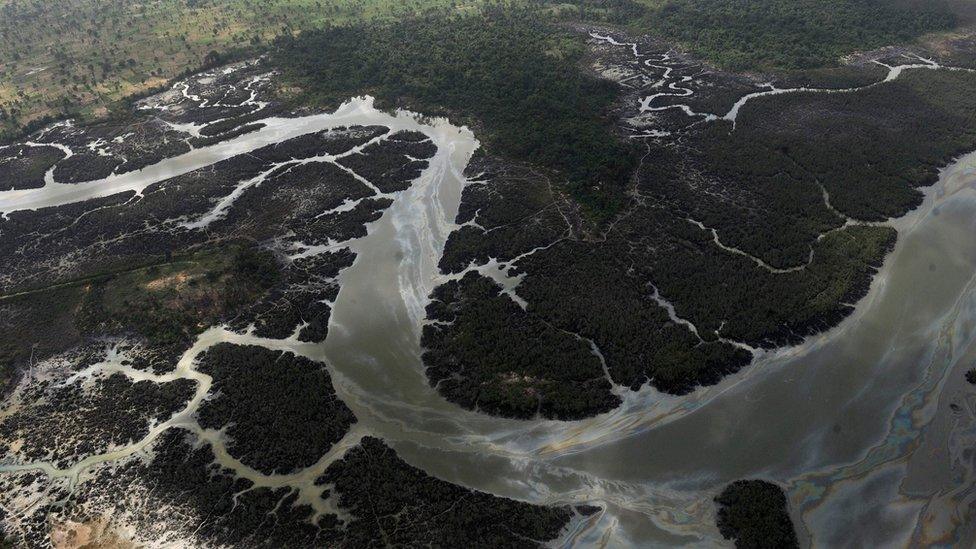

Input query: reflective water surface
[321,133,976,546]
[2,96,975,547]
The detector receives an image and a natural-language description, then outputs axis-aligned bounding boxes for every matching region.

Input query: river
[312,109,976,546]
[1,95,975,547]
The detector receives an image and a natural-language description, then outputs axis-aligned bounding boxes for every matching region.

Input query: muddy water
[0,99,399,214]
[523,153,976,546]
[321,140,976,547]
[3,95,976,547]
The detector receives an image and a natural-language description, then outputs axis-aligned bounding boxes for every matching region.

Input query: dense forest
[544,0,648,23]
[1,0,969,141]
[644,0,958,70]
[196,343,357,475]
[714,480,799,548]
[422,272,621,420]
[418,11,976,414]
[0,0,483,138]
[274,9,637,218]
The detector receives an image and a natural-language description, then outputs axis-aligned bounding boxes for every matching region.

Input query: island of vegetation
[0,45,582,546]
[1,0,975,545]
[270,5,976,418]
[714,479,800,548]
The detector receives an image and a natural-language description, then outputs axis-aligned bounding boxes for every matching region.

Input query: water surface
[2,98,975,547]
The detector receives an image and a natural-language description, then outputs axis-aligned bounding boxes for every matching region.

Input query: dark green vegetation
[0,144,64,190]
[438,155,575,274]
[0,243,279,391]
[737,69,976,222]
[618,71,976,346]
[645,0,957,70]
[274,9,637,219]
[196,344,356,475]
[216,129,437,341]
[338,134,437,193]
[229,249,354,342]
[714,480,799,549]
[0,0,488,138]
[0,64,437,380]
[1,341,576,547]
[0,24,589,546]
[967,368,976,384]
[623,70,976,345]
[545,0,647,23]
[77,243,280,348]
[0,120,436,391]
[423,273,621,420]
[315,437,575,546]
[1,0,968,139]
[12,430,572,548]
[420,15,976,416]
[0,346,195,469]
[0,285,86,394]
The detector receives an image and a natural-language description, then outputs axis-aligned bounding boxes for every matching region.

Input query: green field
[640,0,960,70]
[0,0,488,138]
[0,242,279,390]
[0,0,969,140]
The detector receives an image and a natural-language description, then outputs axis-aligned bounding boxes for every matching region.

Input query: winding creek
[1,76,976,545]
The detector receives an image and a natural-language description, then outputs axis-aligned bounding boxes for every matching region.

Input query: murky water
[3,94,976,547]
[0,100,397,214]
[319,133,976,547]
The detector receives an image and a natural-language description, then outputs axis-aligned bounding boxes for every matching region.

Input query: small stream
[319,121,976,546]
[1,85,975,546]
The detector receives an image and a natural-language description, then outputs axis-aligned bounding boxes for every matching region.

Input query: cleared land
[1,0,971,140]
[0,0,487,138]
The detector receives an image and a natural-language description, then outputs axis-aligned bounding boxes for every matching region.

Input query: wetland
[2,4,976,547]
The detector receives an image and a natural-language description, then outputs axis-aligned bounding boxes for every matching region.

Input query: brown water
[3,97,976,547]
[320,137,976,546]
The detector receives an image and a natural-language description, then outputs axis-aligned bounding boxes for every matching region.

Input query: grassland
[0,242,278,391]
[77,243,280,347]
[1,0,971,140]
[0,0,488,139]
